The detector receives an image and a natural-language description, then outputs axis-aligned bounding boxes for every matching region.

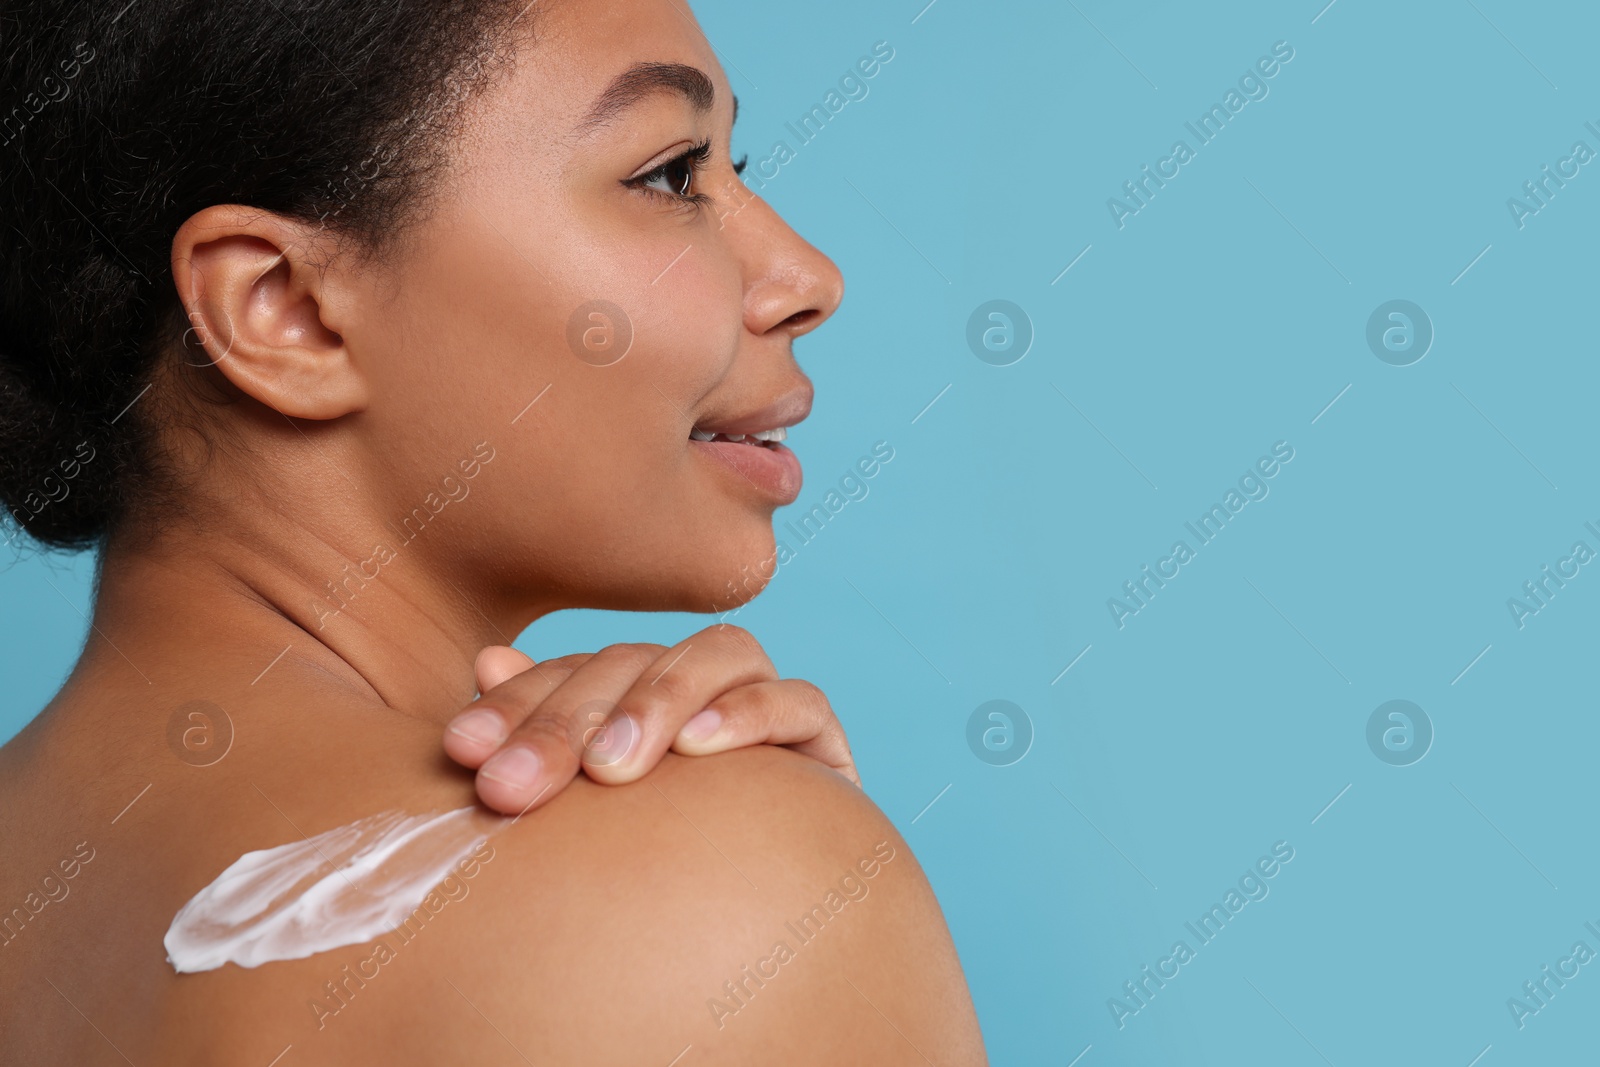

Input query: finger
[670,679,859,787]
[582,624,778,786]
[474,646,536,693]
[444,652,601,767]
[444,658,579,770]
[473,643,665,813]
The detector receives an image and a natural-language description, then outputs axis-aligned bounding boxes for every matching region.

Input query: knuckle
[788,679,835,718]
[623,687,685,729]
[530,663,578,687]
[481,671,563,710]
[712,624,764,660]
[626,647,665,676]
[710,622,752,646]
[486,662,568,698]
[596,643,658,673]
[789,678,828,704]
[510,712,576,753]
[645,661,697,700]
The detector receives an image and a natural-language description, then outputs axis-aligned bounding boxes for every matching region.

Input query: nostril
[779,308,820,333]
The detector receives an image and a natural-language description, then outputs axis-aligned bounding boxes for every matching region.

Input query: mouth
[688,426,789,448]
[688,386,811,506]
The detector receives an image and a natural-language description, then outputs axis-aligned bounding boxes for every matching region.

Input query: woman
[0,0,987,1063]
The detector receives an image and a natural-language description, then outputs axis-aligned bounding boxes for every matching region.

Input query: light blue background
[7,1,1599,1062]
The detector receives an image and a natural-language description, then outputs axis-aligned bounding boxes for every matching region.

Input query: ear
[171,205,368,420]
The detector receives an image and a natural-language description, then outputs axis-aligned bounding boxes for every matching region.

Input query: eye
[627,140,713,203]
[640,153,695,197]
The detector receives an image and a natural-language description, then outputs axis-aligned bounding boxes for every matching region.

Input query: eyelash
[627,140,749,208]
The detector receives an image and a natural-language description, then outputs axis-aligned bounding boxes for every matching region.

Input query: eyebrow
[575,62,721,136]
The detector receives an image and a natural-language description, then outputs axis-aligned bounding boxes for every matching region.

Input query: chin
[681,526,782,615]
[563,524,779,615]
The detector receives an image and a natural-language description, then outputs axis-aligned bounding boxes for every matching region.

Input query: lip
[691,439,803,505]
[691,383,813,436]
[689,381,812,506]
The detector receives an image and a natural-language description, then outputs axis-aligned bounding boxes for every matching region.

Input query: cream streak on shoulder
[164,805,507,973]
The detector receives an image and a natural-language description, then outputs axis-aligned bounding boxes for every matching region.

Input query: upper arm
[392,745,987,1066]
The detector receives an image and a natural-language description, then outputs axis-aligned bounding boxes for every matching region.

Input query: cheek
[631,254,741,394]
[539,246,741,462]
[358,200,767,598]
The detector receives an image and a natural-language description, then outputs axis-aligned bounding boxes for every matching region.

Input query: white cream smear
[165,806,506,973]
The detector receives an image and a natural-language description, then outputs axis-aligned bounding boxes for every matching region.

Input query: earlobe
[171,206,368,420]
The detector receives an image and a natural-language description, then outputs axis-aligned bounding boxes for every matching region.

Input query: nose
[733,193,845,341]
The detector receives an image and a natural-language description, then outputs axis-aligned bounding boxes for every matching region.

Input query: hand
[443,624,858,814]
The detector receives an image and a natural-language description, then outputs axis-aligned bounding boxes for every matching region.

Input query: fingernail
[582,712,638,768]
[447,709,506,747]
[479,745,542,789]
[679,709,723,744]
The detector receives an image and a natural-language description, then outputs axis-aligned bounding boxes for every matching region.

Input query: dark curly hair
[0,0,533,550]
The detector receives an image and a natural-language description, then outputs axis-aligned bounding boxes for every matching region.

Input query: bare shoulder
[359,745,989,1066]
[72,737,987,1066]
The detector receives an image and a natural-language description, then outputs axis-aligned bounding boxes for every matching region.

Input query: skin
[0,0,987,1062]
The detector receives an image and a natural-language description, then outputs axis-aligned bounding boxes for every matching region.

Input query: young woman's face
[351,0,843,616]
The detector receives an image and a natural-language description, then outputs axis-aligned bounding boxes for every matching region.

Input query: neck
[82,496,538,723]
